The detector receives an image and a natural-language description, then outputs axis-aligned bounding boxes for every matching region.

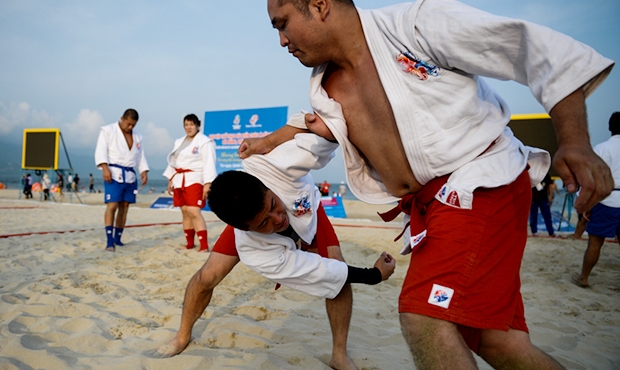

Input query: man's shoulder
[100,122,118,133]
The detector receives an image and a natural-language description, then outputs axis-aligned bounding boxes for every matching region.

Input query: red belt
[378,175,449,250]
[171,168,193,188]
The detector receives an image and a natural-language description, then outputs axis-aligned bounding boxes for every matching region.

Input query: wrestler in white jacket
[235,127,349,299]
[94,122,149,183]
[163,133,217,189]
[290,0,613,210]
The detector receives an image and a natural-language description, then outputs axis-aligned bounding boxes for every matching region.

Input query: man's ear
[311,0,330,21]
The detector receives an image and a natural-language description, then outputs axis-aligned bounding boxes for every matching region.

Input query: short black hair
[278,0,354,17]
[208,171,269,230]
[609,112,620,135]
[122,108,139,121]
[184,113,201,128]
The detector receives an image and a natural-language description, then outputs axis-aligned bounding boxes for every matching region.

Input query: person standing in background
[529,172,558,237]
[41,173,51,201]
[73,173,80,192]
[89,174,95,193]
[66,173,73,192]
[319,180,330,196]
[163,114,217,252]
[56,172,64,198]
[337,181,347,197]
[572,112,620,287]
[95,108,149,251]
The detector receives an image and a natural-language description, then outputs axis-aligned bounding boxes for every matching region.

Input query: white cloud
[139,121,174,160]
[0,101,58,135]
[62,109,106,149]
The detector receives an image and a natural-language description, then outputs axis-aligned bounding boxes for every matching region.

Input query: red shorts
[399,170,531,353]
[173,183,205,208]
[212,203,338,257]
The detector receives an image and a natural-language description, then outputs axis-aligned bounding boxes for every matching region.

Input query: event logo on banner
[204,107,288,173]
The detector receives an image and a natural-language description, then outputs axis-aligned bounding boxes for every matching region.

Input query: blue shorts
[104,180,138,204]
[586,203,620,238]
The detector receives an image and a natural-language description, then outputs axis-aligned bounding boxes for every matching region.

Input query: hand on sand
[375,252,396,281]
[155,337,190,358]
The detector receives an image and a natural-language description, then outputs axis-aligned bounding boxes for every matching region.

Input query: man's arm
[549,88,613,213]
[238,124,306,159]
[157,252,240,357]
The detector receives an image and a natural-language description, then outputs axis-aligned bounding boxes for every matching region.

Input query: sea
[0,176,360,201]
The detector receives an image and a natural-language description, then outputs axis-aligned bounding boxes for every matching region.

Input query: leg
[569,215,588,239]
[115,201,130,229]
[324,246,357,370]
[479,328,564,369]
[180,206,196,249]
[529,203,539,235]
[186,206,209,251]
[400,313,477,369]
[180,206,194,230]
[573,234,605,287]
[539,199,555,236]
[104,202,119,251]
[157,252,240,357]
[113,201,130,246]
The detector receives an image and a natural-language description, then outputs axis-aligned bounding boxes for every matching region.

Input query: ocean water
[0,176,360,200]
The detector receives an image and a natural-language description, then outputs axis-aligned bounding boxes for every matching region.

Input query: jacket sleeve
[137,134,150,174]
[94,128,109,168]
[243,134,338,183]
[201,139,217,184]
[409,0,614,112]
[236,232,348,299]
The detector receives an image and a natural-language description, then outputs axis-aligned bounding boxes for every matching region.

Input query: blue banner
[204,106,288,173]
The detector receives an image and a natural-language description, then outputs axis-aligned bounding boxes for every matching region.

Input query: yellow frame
[22,128,61,170]
[510,113,551,120]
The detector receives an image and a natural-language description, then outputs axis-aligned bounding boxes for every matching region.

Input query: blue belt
[109,164,135,182]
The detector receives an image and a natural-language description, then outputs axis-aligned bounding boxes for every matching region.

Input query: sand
[0,189,618,369]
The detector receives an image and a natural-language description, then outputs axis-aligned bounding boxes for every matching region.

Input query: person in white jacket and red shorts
[164,114,217,251]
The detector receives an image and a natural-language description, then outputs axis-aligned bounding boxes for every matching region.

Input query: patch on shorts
[437,185,461,207]
[197,199,202,206]
[427,284,454,309]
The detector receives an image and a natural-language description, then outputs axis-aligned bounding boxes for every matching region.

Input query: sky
[0,0,618,183]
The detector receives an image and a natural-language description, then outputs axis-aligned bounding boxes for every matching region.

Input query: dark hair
[609,112,620,135]
[184,113,201,128]
[208,171,269,230]
[122,108,139,121]
[278,0,354,16]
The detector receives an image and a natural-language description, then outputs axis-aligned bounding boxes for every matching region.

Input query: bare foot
[156,336,190,358]
[105,246,115,252]
[571,272,589,288]
[329,353,358,370]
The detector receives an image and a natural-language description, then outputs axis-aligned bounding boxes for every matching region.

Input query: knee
[478,329,532,362]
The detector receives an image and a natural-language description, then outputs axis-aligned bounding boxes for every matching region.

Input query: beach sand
[0,189,618,369]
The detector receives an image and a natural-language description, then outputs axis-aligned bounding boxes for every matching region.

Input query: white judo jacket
[234,130,349,299]
[290,0,614,210]
[94,122,149,184]
[163,133,217,188]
